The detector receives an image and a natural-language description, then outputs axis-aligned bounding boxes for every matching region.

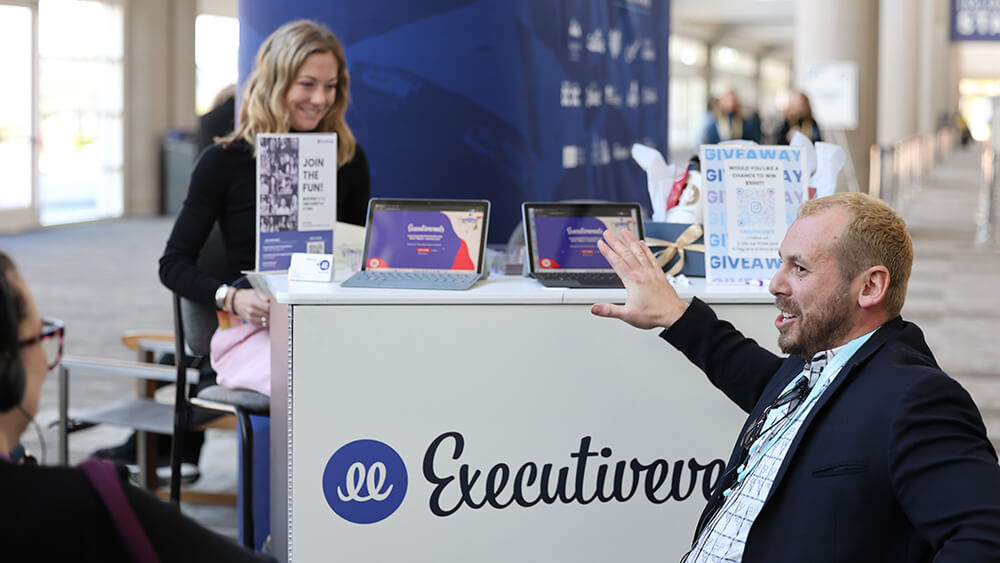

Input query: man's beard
[776,281,854,358]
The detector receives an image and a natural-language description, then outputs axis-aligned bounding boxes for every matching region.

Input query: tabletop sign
[255,132,338,272]
[700,144,807,285]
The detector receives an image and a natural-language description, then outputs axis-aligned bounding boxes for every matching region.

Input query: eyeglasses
[18,319,64,371]
[741,375,810,451]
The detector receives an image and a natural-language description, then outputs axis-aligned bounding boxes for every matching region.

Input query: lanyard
[731,329,877,489]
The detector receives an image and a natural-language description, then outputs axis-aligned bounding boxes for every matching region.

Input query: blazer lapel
[760,318,903,505]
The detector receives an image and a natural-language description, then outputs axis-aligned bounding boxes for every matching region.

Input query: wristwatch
[214,284,230,310]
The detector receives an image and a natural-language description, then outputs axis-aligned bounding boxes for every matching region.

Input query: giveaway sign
[700,145,807,284]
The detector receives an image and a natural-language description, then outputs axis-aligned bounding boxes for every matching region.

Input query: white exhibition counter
[266,273,777,562]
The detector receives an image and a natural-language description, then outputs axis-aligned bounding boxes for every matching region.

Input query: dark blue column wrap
[239,0,669,243]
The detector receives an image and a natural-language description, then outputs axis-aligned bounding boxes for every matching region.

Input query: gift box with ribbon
[644,222,706,277]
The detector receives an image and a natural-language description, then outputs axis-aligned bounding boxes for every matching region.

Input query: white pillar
[795,0,878,192]
[878,0,919,143]
[918,0,953,134]
[123,0,197,216]
[947,45,961,123]
[934,0,958,130]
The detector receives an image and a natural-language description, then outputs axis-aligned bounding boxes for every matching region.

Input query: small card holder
[288,252,334,282]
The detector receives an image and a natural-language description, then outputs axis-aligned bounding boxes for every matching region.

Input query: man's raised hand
[590,228,689,330]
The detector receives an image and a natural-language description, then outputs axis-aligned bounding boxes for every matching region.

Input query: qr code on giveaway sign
[735,187,776,228]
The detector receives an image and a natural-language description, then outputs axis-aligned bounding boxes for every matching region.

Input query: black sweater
[159,140,370,306]
[0,460,275,561]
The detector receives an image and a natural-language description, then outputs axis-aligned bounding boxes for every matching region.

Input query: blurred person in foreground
[0,251,275,561]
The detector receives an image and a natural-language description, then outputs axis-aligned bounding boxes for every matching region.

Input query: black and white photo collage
[259,136,300,233]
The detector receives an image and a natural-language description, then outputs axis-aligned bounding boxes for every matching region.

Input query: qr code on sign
[306,241,325,253]
[735,187,776,228]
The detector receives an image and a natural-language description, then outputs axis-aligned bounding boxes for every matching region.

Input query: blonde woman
[92,21,370,473]
[160,19,369,330]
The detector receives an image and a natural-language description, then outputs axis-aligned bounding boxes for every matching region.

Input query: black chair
[169,291,270,550]
[190,384,269,549]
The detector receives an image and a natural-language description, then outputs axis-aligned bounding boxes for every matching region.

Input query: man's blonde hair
[220,20,356,166]
[798,192,913,317]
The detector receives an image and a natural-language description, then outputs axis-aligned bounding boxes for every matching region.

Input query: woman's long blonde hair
[220,19,356,166]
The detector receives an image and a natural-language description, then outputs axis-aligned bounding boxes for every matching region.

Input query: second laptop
[522,202,644,288]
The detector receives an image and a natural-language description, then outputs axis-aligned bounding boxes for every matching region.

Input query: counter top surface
[268,272,774,305]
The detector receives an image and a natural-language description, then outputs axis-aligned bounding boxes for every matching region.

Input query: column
[918,0,952,134]
[946,40,961,122]
[877,0,919,143]
[123,0,197,216]
[794,0,878,192]
[239,0,670,243]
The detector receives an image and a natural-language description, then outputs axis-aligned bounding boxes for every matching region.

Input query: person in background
[197,84,237,155]
[0,251,276,561]
[591,193,1000,562]
[701,89,762,144]
[956,111,972,148]
[777,90,822,144]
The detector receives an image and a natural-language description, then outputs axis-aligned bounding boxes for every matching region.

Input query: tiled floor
[1,143,998,539]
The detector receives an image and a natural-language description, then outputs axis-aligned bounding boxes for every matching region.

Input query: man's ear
[857,265,890,310]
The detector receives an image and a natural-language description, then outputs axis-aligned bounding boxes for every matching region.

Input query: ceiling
[671,0,796,59]
[199,0,798,60]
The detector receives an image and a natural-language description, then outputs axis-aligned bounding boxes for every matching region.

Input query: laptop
[341,198,490,290]
[522,202,644,288]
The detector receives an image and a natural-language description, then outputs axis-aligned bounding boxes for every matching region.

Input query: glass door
[38,0,124,225]
[0,1,39,232]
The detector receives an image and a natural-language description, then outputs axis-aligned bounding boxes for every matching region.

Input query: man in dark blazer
[591,192,1000,562]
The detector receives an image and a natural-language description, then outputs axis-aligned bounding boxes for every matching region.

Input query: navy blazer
[662,298,1000,562]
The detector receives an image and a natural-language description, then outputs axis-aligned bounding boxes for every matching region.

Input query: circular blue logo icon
[322,439,408,524]
[318,259,330,271]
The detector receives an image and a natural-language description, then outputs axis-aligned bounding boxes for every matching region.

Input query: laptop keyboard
[534,272,624,288]
[341,270,482,290]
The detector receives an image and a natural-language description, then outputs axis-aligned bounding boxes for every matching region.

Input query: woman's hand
[230,288,271,328]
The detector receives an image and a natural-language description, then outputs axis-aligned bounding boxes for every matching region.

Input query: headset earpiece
[0,273,26,412]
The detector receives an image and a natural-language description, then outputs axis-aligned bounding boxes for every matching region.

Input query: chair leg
[170,292,187,505]
[238,409,255,550]
[170,395,188,505]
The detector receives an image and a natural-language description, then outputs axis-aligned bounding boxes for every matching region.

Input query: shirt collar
[805,327,879,380]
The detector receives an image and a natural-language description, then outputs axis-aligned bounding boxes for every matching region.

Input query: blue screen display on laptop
[364,202,487,271]
[526,204,642,272]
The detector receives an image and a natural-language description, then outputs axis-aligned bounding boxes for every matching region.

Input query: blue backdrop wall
[239,0,669,243]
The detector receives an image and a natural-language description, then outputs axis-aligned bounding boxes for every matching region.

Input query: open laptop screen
[524,202,644,273]
[361,199,489,272]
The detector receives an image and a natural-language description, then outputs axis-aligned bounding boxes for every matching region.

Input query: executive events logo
[322,439,408,524]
